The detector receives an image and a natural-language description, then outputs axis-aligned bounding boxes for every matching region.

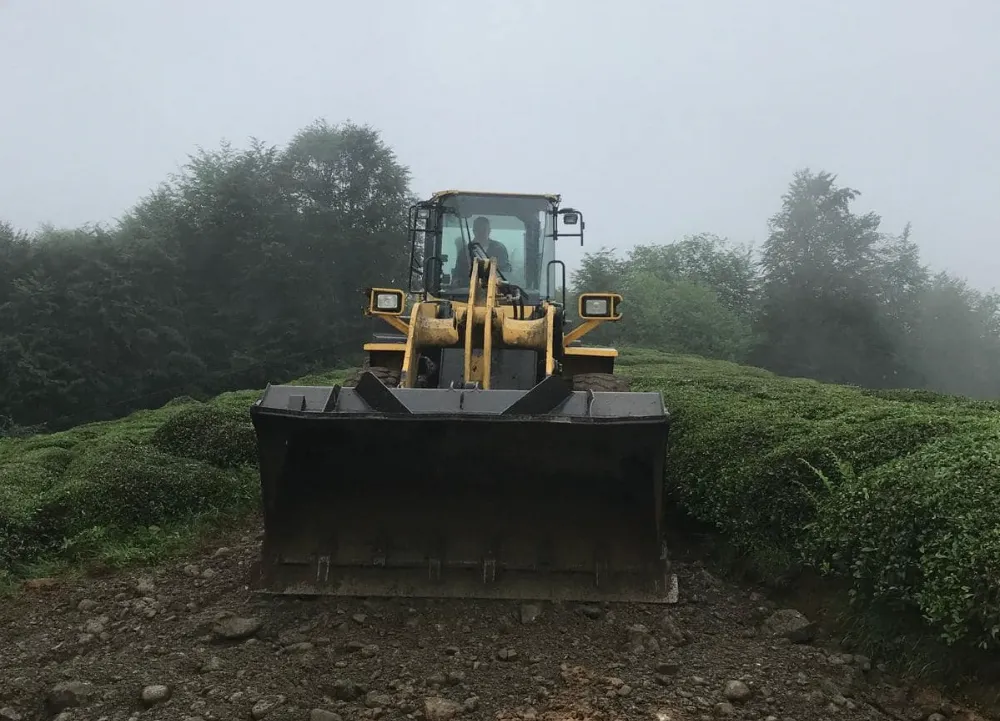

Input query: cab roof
[430,189,561,204]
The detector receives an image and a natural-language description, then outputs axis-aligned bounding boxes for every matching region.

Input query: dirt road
[0,526,988,721]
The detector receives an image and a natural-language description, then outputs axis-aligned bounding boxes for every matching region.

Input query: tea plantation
[2,351,999,657]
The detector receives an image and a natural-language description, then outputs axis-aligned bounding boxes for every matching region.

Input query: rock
[424,697,463,721]
[0,708,22,721]
[284,642,314,653]
[200,656,223,673]
[426,673,448,687]
[23,577,58,590]
[658,613,688,646]
[723,680,751,703]
[578,604,603,620]
[140,684,171,707]
[332,679,362,701]
[655,661,681,675]
[714,701,736,716]
[352,613,367,624]
[76,599,98,612]
[463,696,480,712]
[497,648,518,661]
[626,624,660,653]
[45,681,94,714]
[519,603,542,623]
[365,691,393,708]
[183,564,200,577]
[928,715,947,721]
[212,616,261,640]
[250,695,285,719]
[309,711,343,721]
[82,617,107,635]
[762,609,817,643]
[135,578,156,595]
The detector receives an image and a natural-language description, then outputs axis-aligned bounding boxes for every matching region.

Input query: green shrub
[805,420,1000,648]
[150,405,256,468]
[0,462,59,568]
[45,440,250,537]
[619,348,1000,650]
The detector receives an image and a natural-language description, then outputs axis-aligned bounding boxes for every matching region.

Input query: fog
[1,0,998,287]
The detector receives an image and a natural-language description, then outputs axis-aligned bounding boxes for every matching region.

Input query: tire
[342,365,401,388]
[570,372,630,392]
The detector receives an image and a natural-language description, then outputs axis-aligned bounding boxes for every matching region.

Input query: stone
[140,684,171,707]
[723,680,751,703]
[762,608,817,643]
[520,603,542,624]
[45,682,94,714]
[309,711,343,721]
[424,696,463,720]
[211,616,261,640]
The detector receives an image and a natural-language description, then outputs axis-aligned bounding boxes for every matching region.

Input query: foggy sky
[1,1,998,289]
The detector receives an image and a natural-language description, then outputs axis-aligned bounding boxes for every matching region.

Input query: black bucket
[248,373,675,603]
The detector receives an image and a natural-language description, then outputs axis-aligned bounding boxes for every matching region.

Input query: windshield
[439,194,556,295]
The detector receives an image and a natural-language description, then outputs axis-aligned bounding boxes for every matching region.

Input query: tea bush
[0,367,350,576]
[2,352,998,651]
[151,404,257,468]
[622,349,1000,650]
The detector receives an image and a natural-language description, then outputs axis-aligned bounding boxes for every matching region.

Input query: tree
[625,273,753,361]
[751,169,912,386]
[0,119,415,430]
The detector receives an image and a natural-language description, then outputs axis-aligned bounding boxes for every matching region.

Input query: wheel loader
[249,190,675,603]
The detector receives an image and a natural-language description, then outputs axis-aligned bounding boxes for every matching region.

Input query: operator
[452,216,511,281]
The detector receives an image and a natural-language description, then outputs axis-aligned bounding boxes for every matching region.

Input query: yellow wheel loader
[249,190,676,603]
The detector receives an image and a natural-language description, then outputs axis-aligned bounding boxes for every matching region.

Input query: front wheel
[570,372,630,392]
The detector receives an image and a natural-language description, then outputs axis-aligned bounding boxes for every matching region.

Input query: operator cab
[408,190,583,305]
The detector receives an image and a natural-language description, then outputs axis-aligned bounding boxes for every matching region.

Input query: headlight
[376,292,401,311]
[578,292,622,320]
[368,287,405,315]
[583,298,609,317]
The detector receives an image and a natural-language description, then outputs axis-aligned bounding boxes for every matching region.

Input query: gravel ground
[0,527,992,721]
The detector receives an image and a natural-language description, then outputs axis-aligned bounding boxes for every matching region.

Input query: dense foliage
[4,352,1000,659]
[0,369,347,576]
[621,349,1000,652]
[1,120,412,433]
[573,172,1000,400]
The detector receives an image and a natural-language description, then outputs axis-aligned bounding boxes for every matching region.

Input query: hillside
[3,350,1000,718]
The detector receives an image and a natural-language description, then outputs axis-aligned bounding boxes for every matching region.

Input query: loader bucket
[248,372,674,603]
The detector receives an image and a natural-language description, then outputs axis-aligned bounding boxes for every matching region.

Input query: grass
[2,352,1000,680]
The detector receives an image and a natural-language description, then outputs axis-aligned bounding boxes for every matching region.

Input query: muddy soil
[0,525,991,721]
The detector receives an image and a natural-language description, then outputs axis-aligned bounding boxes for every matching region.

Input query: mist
[2,0,1000,430]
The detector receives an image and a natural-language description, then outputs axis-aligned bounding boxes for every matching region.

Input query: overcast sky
[1,1,998,288]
